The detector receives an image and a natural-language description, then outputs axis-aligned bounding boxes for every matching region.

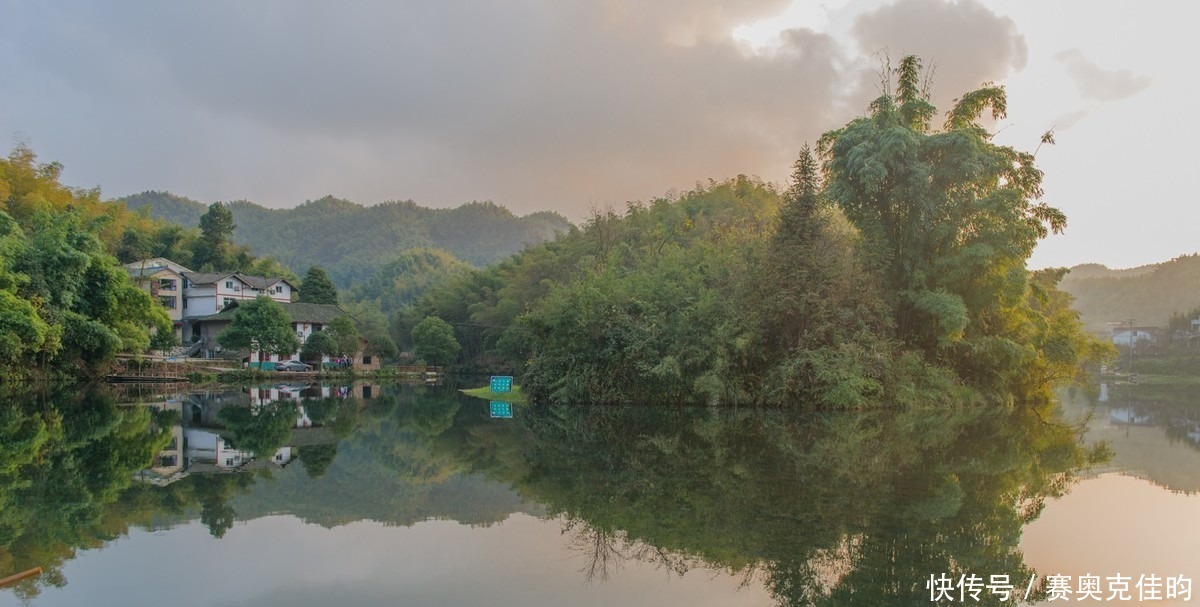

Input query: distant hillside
[1061,254,1200,332]
[119,191,572,286]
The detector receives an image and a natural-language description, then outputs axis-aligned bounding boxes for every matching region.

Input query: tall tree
[298,266,338,304]
[194,202,236,270]
[411,316,460,365]
[217,295,300,365]
[818,55,1092,395]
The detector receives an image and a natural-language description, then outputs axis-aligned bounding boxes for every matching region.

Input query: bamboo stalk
[0,567,42,587]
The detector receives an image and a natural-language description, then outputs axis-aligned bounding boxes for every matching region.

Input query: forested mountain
[119,191,572,286]
[1061,254,1200,331]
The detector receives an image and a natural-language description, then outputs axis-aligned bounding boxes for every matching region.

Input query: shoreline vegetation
[2,56,1111,408]
[399,56,1112,408]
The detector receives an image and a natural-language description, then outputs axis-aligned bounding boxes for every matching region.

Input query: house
[123,258,194,340]
[124,257,298,342]
[179,271,296,340]
[190,300,380,370]
[1110,325,1158,346]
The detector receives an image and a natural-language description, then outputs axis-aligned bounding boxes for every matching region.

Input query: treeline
[1061,254,1200,332]
[0,147,177,380]
[399,56,1109,407]
[120,191,571,286]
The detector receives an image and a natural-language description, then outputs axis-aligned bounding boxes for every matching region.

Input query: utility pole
[1128,318,1135,374]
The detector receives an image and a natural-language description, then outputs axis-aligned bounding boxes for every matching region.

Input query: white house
[180,271,295,320]
[1111,328,1157,346]
[123,258,196,340]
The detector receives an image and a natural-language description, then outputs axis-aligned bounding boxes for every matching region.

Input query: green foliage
[298,266,338,304]
[411,317,461,365]
[0,146,174,379]
[300,329,339,362]
[816,55,1100,401]
[328,315,361,357]
[217,295,301,363]
[194,202,236,270]
[348,248,467,315]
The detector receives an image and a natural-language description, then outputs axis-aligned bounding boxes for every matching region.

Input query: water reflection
[1,384,1106,605]
[1062,382,1200,493]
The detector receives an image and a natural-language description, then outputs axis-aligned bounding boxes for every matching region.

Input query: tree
[328,315,361,357]
[194,202,236,270]
[298,266,338,304]
[300,329,339,363]
[217,295,300,365]
[411,317,461,365]
[817,55,1091,395]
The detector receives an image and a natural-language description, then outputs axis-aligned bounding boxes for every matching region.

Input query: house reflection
[134,382,374,486]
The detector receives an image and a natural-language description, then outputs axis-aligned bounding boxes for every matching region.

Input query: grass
[460,385,528,404]
[1130,374,1200,386]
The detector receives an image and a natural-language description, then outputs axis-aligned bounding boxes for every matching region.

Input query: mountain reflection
[1,384,1105,605]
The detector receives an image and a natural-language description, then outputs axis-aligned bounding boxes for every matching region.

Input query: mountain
[119,191,572,286]
[1061,254,1200,332]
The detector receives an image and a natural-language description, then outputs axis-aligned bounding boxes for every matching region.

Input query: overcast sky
[0,0,1188,269]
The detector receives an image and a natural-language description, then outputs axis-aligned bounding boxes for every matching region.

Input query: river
[1,380,1196,606]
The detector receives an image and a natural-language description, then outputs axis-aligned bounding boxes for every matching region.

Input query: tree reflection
[501,402,1107,606]
[0,384,1107,606]
[0,386,171,600]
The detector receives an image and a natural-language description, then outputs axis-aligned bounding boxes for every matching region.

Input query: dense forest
[1061,254,1200,332]
[120,191,571,286]
[398,57,1109,407]
[0,147,178,381]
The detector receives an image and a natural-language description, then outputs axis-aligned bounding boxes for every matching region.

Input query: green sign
[490,376,513,393]
[489,401,513,419]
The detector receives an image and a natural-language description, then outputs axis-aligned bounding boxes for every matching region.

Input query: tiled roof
[125,266,180,279]
[182,271,297,290]
[194,301,352,325]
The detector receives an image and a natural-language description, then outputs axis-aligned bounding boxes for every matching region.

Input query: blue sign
[489,401,513,419]
[490,376,514,393]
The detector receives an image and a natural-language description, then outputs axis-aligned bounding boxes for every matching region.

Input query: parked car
[276,360,312,372]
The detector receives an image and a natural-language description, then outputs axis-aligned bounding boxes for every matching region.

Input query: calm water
[1,381,1198,606]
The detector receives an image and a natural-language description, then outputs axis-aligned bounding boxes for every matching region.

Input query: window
[158,278,177,291]
[313,323,323,332]
[275,453,283,461]
[159,296,177,309]
[225,458,234,466]
[159,455,177,467]
[225,280,233,289]
[183,298,188,309]
[275,285,283,293]
[363,356,372,365]
[223,297,235,307]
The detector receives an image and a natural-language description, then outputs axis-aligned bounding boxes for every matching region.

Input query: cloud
[0,0,1033,217]
[1055,48,1151,102]
[851,0,1027,106]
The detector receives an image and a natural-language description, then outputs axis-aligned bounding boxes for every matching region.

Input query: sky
[0,0,1189,269]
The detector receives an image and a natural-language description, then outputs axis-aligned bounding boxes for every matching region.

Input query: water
[0,381,1196,606]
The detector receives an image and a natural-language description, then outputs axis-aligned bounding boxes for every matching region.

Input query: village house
[124,257,297,342]
[123,258,192,340]
[190,300,380,371]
